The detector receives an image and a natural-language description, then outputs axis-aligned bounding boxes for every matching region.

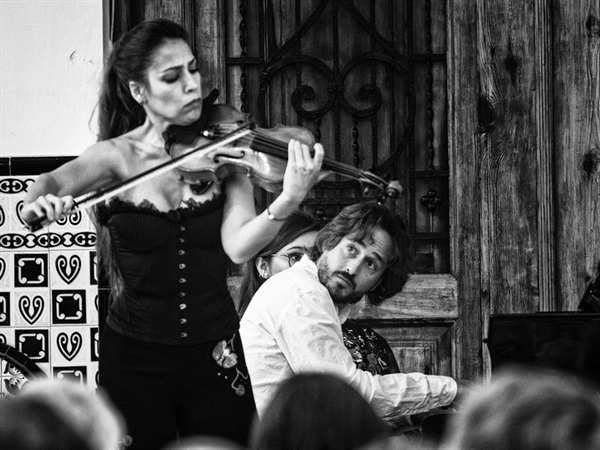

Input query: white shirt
[240,256,457,421]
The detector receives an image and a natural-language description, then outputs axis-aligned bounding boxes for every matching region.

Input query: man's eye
[288,253,304,263]
[365,259,378,271]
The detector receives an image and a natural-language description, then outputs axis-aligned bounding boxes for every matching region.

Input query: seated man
[240,200,458,424]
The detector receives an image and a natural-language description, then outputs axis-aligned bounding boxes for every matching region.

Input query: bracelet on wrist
[266,204,287,222]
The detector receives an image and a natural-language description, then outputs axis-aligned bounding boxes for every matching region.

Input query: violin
[24,90,401,232]
[163,91,402,198]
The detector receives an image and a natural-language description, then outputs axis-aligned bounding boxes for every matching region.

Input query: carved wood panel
[223,0,450,274]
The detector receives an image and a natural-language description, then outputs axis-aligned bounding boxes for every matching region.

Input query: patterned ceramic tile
[89,362,99,388]
[50,326,89,366]
[0,252,11,288]
[51,288,87,325]
[14,328,50,364]
[35,362,51,377]
[1,172,99,387]
[0,373,27,398]
[53,365,88,385]
[90,327,100,363]
[0,327,15,346]
[0,292,10,327]
[89,251,98,286]
[54,208,87,232]
[14,253,50,289]
[0,177,32,230]
[87,288,99,326]
[0,195,9,236]
[13,290,50,327]
[50,250,88,288]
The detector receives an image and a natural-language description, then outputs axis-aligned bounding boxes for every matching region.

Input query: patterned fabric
[342,319,400,375]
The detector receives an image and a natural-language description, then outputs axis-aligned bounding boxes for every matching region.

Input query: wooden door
[448,0,600,380]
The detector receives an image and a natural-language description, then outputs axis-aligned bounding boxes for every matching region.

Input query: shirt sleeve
[274,287,457,418]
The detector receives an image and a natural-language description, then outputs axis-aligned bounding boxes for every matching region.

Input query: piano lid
[486,312,600,387]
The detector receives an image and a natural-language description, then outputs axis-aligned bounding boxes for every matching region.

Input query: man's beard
[317,259,363,305]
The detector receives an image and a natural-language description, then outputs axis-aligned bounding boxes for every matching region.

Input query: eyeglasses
[269,252,305,268]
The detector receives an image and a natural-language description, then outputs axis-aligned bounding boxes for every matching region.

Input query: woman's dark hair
[97,18,189,140]
[93,19,189,299]
[237,210,323,317]
[310,200,413,305]
[250,373,390,450]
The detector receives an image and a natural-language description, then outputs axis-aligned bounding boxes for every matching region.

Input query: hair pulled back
[237,210,324,317]
[93,19,189,302]
[97,18,189,140]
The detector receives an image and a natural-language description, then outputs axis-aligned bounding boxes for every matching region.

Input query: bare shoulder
[89,138,131,160]
[76,140,129,176]
[46,138,134,194]
[76,139,125,162]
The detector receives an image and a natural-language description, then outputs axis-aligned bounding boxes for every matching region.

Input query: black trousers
[99,326,256,450]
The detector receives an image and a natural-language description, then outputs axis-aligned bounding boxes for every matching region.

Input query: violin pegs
[386,180,403,198]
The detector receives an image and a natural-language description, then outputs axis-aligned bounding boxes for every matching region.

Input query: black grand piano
[487,269,600,387]
[420,267,600,444]
[486,312,600,387]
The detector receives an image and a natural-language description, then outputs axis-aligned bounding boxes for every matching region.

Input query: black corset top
[95,194,239,345]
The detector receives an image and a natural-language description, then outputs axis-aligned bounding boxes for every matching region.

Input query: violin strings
[215,124,389,192]
[250,134,389,185]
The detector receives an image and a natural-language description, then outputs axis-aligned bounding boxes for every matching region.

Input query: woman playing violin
[21,18,323,449]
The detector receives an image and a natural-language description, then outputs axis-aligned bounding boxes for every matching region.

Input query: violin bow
[24,124,254,232]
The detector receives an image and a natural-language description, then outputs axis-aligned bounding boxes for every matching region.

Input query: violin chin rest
[189,181,214,195]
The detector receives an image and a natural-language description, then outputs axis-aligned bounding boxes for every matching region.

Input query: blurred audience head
[250,372,390,450]
[440,365,600,450]
[163,435,246,450]
[0,378,125,450]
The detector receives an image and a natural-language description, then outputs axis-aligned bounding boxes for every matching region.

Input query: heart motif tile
[0,257,5,281]
[56,255,81,284]
[57,331,82,361]
[15,200,26,227]
[18,295,44,325]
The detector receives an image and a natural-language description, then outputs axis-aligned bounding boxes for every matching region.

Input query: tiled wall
[0,167,99,397]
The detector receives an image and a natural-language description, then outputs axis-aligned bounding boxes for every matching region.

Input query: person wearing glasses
[237,209,400,376]
[239,201,460,425]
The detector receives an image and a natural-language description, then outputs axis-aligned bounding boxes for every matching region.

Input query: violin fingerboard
[204,124,242,138]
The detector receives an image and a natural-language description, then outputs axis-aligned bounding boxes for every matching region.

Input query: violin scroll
[385,180,403,199]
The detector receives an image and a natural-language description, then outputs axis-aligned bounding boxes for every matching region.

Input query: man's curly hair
[309,200,413,305]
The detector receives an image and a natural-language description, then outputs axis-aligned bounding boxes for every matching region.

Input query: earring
[260,270,268,279]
